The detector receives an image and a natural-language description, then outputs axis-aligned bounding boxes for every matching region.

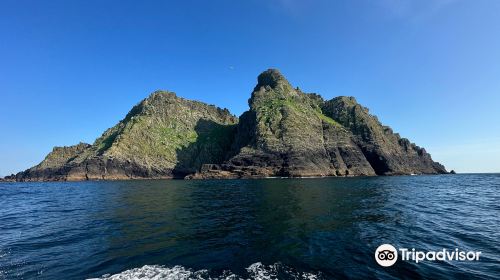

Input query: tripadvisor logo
[375,244,482,267]
[375,244,398,267]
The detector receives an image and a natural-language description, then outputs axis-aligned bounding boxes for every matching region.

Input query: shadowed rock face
[321,96,446,175]
[8,69,447,181]
[192,69,446,179]
[10,91,238,181]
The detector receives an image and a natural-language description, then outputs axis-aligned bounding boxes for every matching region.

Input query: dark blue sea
[0,174,499,279]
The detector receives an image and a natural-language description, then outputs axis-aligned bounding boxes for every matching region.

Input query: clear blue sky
[1,0,499,176]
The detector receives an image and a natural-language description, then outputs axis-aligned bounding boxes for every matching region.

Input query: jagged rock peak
[250,69,298,107]
[148,90,177,100]
[7,70,448,181]
[255,68,290,90]
[333,96,358,104]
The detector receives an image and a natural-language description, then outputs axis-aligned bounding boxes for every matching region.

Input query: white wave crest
[88,262,323,280]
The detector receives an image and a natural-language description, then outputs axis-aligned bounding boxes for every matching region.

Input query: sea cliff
[5,69,447,181]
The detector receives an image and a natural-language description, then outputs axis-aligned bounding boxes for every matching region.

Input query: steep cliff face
[321,96,447,175]
[13,91,238,181]
[9,69,447,181]
[193,70,374,178]
[193,69,446,178]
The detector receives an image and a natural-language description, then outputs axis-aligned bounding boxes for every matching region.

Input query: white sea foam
[88,262,322,280]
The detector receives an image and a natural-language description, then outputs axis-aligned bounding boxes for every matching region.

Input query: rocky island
[5,69,447,181]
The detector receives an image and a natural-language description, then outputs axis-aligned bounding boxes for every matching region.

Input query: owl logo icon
[375,244,398,267]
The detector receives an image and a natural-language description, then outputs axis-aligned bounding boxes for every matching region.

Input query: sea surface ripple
[0,174,499,279]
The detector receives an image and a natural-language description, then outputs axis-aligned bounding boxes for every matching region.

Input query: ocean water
[0,174,499,279]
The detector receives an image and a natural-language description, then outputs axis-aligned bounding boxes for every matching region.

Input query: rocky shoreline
[4,69,448,182]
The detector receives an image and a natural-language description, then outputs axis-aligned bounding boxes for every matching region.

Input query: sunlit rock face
[192,69,446,179]
[13,91,238,181]
[10,69,446,181]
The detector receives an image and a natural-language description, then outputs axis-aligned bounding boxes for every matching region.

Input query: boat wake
[88,262,323,280]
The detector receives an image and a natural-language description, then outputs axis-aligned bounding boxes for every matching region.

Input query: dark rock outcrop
[321,96,447,175]
[190,69,446,178]
[7,69,447,181]
[12,91,237,181]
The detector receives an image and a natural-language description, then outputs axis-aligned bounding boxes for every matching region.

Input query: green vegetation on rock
[9,69,447,182]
